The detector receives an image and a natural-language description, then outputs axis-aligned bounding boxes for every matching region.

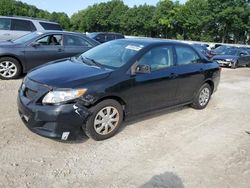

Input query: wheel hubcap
[199,88,210,106]
[94,106,120,135]
[0,61,17,78]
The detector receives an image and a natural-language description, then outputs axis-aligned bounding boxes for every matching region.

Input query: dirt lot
[0,68,250,188]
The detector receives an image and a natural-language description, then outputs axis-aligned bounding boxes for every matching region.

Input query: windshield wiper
[81,56,104,68]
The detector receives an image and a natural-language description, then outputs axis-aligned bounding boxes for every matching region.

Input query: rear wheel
[191,83,211,110]
[0,57,21,79]
[83,99,123,141]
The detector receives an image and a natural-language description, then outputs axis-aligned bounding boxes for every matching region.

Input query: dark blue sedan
[0,30,99,79]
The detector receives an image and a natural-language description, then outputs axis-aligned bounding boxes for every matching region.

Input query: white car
[0,16,62,41]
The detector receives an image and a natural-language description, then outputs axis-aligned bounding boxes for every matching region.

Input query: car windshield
[80,40,144,69]
[13,32,43,44]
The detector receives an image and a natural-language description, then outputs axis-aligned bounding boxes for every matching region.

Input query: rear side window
[115,34,124,39]
[176,46,199,65]
[64,35,92,47]
[39,22,62,30]
[0,18,11,30]
[11,19,36,31]
[106,34,115,41]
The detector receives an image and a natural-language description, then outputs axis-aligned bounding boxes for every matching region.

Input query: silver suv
[0,16,62,41]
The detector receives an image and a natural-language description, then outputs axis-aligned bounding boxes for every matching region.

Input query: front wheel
[0,57,21,79]
[191,83,212,110]
[83,99,123,141]
[231,61,238,69]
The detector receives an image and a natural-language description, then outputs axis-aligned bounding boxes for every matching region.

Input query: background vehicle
[192,43,213,59]
[0,30,99,79]
[18,39,220,141]
[212,47,250,69]
[86,32,124,43]
[0,16,62,40]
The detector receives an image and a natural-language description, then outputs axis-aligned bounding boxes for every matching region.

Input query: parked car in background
[0,30,99,79]
[212,47,250,69]
[86,32,124,43]
[192,43,213,59]
[18,39,220,141]
[0,16,62,41]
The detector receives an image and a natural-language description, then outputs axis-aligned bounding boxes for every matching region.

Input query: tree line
[0,0,249,44]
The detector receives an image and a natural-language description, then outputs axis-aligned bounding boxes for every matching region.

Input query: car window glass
[96,34,105,42]
[11,19,35,31]
[176,46,199,65]
[138,46,174,71]
[39,22,62,30]
[240,50,249,56]
[107,34,114,41]
[64,35,92,47]
[0,18,11,30]
[36,34,62,46]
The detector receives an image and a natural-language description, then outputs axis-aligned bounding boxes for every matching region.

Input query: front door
[24,34,65,71]
[128,45,179,115]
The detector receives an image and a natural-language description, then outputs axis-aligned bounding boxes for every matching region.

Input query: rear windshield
[39,22,62,30]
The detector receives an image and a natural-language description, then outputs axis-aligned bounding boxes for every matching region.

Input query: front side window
[36,34,62,46]
[64,35,92,47]
[138,46,174,71]
[176,46,199,65]
[0,18,11,30]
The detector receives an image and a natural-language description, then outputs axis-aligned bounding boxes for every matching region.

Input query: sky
[19,0,187,17]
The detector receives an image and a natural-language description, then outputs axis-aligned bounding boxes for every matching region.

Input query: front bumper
[216,60,232,67]
[17,93,91,140]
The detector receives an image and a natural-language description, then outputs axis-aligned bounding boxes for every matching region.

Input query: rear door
[174,45,205,103]
[0,18,11,40]
[63,34,94,57]
[24,34,64,71]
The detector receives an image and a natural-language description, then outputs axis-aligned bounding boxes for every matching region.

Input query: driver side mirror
[135,64,151,74]
[31,42,40,48]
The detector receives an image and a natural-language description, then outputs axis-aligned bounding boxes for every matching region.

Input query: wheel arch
[204,79,214,94]
[92,95,127,118]
[0,55,24,73]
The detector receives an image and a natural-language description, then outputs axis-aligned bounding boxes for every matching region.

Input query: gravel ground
[0,68,250,188]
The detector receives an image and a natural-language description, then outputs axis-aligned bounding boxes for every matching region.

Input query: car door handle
[58,48,64,52]
[3,33,10,36]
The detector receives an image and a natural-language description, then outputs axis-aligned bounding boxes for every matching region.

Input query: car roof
[35,30,86,35]
[118,38,188,46]
[87,32,123,35]
[0,16,59,24]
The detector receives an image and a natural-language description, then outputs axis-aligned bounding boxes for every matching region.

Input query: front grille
[25,88,37,100]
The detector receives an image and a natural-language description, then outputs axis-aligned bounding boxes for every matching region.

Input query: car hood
[27,58,113,88]
[0,40,17,46]
[212,55,238,60]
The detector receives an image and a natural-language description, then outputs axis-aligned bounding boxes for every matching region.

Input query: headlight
[42,88,87,104]
[225,59,233,62]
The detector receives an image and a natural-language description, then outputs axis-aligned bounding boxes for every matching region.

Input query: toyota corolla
[17,39,220,141]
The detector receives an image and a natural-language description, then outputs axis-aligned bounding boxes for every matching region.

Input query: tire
[231,61,238,69]
[83,99,124,141]
[191,83,212,110]
[0,57,21,79]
